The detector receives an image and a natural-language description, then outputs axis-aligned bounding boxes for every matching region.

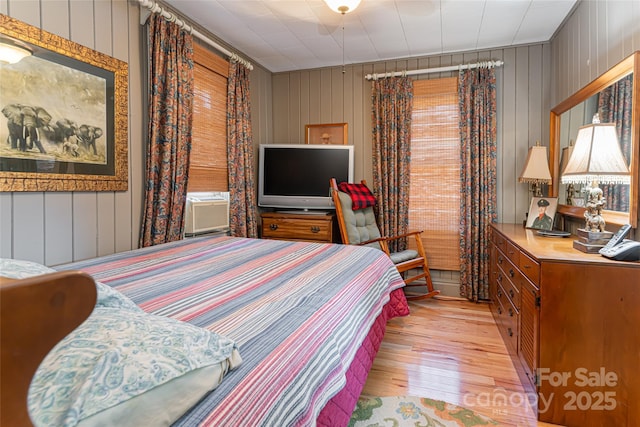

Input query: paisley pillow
[93,281,142,312]
[0,258,141,312]
[0,258,55,279]
[28,307,242,427]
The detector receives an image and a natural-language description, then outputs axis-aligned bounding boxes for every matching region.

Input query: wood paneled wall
[271,45,552,296]
[0,1,273,265]
[2,0,636,268]
[271,45,552,231]
[552,0,640,106]
[0,0,143,265]
[551,0,640,230]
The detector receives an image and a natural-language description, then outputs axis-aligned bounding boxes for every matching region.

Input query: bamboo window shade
[189,43,229,192]
[409,77,461,271]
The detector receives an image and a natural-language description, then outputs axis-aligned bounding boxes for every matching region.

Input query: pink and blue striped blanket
[57,235,408,426]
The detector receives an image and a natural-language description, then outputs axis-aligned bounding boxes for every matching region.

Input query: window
[409,77,460,271]
[189,43,228,192]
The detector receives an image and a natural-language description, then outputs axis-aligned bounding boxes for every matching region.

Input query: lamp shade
[561,122,630,185]
[323,0,362,14]
[0,38,31,64]
[519,145,552,184]
[560,141,574,174]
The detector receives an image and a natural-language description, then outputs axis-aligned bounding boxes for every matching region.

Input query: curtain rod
[137,0,253,70]
[364,60,504,80]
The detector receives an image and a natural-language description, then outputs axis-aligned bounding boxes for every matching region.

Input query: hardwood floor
[361,297,557,427]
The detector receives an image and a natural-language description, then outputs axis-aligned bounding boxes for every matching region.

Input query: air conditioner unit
[184,198,229,235]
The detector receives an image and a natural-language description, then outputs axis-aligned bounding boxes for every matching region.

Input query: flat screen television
[258,144,354,211]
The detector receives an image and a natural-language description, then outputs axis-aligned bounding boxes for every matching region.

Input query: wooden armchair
[330,178,439,300]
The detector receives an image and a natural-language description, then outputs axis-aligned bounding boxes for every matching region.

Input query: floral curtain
[139,15,194,248]
[597,74,632,212]
[371,77,413,252]
[458,66,497,301]
[227,59,258,238]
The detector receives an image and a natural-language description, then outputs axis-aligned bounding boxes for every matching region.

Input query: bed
[0,235,409,427]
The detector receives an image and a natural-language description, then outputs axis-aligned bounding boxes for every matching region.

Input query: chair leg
[403,261,440,300]
[405,290,440,300]
[402,234,440,300]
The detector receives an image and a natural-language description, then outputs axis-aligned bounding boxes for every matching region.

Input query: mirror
[550,51,639,228]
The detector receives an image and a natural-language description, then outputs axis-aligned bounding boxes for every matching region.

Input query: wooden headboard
[0,271,97,426]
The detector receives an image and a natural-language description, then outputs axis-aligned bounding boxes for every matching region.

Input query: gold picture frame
[0,14,128,192]
[305,123,348,145]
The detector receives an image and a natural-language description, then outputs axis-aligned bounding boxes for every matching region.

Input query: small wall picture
[305,123,347,145]
[526,197,558,230]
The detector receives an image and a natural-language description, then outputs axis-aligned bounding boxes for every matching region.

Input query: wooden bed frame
[0,271,97,426]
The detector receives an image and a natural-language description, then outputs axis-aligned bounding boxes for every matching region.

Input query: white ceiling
[163,0,578,73]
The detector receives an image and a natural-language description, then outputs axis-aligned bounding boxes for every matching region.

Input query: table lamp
[561,114,630,252]
[519,142,552,197]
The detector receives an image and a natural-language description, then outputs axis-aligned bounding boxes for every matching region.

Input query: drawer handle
[497,306,502,315]
[269,224,278,231]
[497,289,502,298]
[509,269,514,278]
[509,289,515,298]
[508,327,513,337]
[311,226,320,233]
[498,256,503,265]
[509,307,514,317]
[508,250,515,256]
[523,264,531,269]
[497,274,502,283]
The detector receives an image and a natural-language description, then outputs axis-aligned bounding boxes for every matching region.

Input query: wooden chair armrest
[381,231,428,259]
[383,230,424,241]
[357,230,424,247]
[1,271,97,427]
[357,237,388,246]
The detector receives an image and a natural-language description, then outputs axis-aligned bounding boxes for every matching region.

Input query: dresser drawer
[496,282,519,320]
[497,258,521,310]
[495,246,509,271]
[262,215,333,242]
[495,283,519,352]
[492,229,507,254]
[504,240,521,266]
[519,251,540,285]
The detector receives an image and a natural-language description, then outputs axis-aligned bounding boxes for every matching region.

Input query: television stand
[261,212,339,243]
[276,209,332,215]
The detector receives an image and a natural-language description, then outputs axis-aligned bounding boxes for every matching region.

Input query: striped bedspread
[56,235,407,426]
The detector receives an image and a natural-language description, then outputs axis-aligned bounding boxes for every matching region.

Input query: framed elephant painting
[0,15,128,191]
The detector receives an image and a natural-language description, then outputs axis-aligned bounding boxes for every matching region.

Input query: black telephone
[599,224,640,261]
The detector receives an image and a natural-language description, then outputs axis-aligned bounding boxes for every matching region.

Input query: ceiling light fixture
[324,0,361,15]
[0,38,31,65]
[323,1,361,73]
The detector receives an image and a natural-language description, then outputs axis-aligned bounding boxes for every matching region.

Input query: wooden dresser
[489,223,640,427]
[261,212,339,243]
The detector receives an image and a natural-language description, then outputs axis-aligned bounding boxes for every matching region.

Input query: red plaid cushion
[338,182,376,210]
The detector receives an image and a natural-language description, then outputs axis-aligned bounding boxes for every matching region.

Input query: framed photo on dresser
[526,197,558,230]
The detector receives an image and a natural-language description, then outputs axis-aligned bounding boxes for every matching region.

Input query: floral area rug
[349,396,500,427]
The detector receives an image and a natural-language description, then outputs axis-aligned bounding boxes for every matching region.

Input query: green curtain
[458,66,497,301]
[371,77,413,252]
[227,59,258,238]
[139,15,194,248]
